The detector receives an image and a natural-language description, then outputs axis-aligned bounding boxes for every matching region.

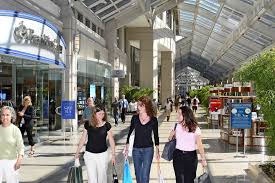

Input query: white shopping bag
[128,132,134,157]
[157,160,165,183]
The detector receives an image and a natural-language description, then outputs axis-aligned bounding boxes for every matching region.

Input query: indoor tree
[234,50,275,152]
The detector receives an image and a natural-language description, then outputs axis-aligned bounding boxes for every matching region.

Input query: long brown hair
[90,105,107,127]
[138,96,155,118]
[179,106,198,132]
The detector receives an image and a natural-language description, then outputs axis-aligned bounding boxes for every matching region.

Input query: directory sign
[61,101,76,119]
[230,103,252,129]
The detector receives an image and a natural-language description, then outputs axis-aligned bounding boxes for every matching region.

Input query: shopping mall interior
[0,0,274,182]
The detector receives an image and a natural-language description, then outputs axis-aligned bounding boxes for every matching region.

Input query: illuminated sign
[0,10,66,68]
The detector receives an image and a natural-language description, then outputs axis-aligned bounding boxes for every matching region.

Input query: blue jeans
[132,147,154,183]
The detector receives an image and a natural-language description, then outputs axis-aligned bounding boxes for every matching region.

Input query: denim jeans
[132,147,154,183]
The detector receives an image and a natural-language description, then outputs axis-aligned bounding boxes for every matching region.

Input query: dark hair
[179,106,198,132]
[90,105,107,127]
[138,96,155,118]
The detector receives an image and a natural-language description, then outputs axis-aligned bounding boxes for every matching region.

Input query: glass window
[92,23,97,32]
[85,19,90,28]
[77,12,83,23]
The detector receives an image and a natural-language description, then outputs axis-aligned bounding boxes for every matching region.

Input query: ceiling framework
[79,0,275,83]
[176,0,275,82]
[175,66,209,86]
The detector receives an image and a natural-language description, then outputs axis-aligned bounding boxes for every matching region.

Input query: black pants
[20,124,35,146]
[173,149,198,183]
[121,108,127,122]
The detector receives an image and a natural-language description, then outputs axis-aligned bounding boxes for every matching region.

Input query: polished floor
[18,107,274,182]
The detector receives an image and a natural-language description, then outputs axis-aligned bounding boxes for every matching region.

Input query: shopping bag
[128,130,135,157]
[113,164,119,183]
[123,159,133,183]
[198,172,211,183]
[67,160,83,183]
[157,160,165,183]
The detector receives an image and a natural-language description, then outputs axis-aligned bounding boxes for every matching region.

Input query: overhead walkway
[19,107,275,182]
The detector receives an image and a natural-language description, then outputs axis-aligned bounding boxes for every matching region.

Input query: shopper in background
[169,106,207,183]
[75,105,116,183]
[124,96,160,183]
[0,106,24,183]
[165,98,173,121]
[192,96,199,113]
[119,95,128,123]
[82,97,95,124]
[111,97,120,126]
[17,96,35,156]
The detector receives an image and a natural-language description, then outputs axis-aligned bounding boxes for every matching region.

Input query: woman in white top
[168,106,207,183]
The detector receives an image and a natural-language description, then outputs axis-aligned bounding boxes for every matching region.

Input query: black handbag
[113,164,119,183]
[161,123,178,161]
[198,172,211,183]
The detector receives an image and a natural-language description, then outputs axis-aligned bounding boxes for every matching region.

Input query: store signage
[13,21,63,55]
[61,101,76,119]
[230,103,252,129]
[0,10,66,68]
[112,69,125,78]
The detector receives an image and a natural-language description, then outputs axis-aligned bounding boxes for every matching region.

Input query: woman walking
[75,105,116,183]
[169,106,207,183]
[165,98,172,121]
[0,106,24,183]
[124,96,160,183]
[17,96,35,156]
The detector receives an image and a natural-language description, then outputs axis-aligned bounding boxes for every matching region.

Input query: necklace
[139,114,150,124]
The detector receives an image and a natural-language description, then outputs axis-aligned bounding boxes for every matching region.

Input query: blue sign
[230,103,252,129]
[61,101,76,119]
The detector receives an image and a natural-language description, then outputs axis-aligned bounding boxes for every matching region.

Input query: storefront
[77,58,112,113]
[0,10,66,139]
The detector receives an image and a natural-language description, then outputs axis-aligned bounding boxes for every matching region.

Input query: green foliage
[235,50,275,152]
[189,85,213,110]
[120,86,154,102]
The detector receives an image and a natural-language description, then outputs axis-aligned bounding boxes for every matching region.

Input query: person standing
[192,96,199,113]
[111,97,120,126]
[0,106,24,183]
[75,105,116,183]
[17,96,35,156]
[168,106,207,183]
[119,95,128,123]
[165,98,172,121]
[124,96,160,183]
[82,97,95,124]
[186,96,192,108]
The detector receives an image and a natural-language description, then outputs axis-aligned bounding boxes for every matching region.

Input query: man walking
[119,95,128,123]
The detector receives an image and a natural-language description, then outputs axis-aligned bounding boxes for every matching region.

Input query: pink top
[174,123,201,151]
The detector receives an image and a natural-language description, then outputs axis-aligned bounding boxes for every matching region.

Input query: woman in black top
[18,96,35,156]
[75,105,115,183]
[125,96,160,183]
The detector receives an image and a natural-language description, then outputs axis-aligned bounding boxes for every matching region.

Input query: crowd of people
[0,94,205,183]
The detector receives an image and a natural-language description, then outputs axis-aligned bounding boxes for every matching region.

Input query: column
[60,3,78,132]
[125,27,159,100]
[105,20,119,99]
[161,51,174,106]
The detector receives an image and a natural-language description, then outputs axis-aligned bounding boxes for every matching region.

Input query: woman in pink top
[168,106,207,183]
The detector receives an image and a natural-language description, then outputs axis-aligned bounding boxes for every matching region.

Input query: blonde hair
[23,96,32,106]
[0,106,16,123]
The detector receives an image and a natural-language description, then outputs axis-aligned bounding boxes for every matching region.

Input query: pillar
[161,51,174,106]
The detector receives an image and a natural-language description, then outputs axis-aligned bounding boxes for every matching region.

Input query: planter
[247,162,275,183]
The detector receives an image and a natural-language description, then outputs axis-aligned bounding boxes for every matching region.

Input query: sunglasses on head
[95,107,105,112]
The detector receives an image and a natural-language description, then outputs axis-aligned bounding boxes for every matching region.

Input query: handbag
[123,159,133,183]
[113,164,119,183]
[67,160,83,183]
[198,171,211,183]
[161,123,178,161]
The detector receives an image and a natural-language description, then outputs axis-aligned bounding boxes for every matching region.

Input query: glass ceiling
[176,0,275,82]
